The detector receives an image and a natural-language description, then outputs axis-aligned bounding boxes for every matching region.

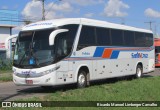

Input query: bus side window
[60,24,79,54]
[54,32,69,62]
[124,31,135,47]
[77,26,96,50]
[96,27,111,46]
[111,29,124,46]
[135,32,145,47]
[145,33,153,47]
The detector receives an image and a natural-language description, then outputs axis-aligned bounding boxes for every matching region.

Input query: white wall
[0,27,10,43]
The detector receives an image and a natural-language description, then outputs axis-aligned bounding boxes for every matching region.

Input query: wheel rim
[78,74,85,86]
[137,68,142,78]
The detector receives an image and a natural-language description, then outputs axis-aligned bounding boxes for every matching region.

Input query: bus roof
[22,18,152,33]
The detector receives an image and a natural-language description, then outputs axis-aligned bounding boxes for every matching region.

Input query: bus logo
[131,52,148,58]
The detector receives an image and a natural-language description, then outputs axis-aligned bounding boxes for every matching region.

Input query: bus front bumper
[13,72,57,86]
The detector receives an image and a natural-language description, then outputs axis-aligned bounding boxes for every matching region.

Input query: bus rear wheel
[135,65,143,78]
[77,70,87,88]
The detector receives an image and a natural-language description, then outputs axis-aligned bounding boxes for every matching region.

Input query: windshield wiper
[18,50,29,66]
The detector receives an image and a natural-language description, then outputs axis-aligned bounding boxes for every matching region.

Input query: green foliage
[0,57,13,81]
[0,58,12,71]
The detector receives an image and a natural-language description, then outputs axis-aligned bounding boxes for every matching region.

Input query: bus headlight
[39,65,60,76]
[39,70,51,76]
[14,65,60,78]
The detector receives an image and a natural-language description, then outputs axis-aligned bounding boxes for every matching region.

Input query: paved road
[0,68,160,101]
[0,82,47,101]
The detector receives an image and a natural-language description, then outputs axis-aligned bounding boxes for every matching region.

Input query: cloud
[102,0,129,17]
[145,8,160,18]
[65,0,104,6]
[1,6,8,9]
[22,1,42,19]
[47,2,73,13]
[21,1,73,20]
[84,13,94,18]
[13,24,24,34]
[21,0,105,21]
[45,2,73,19]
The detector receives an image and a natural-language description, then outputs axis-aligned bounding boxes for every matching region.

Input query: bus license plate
[26,80,33,84]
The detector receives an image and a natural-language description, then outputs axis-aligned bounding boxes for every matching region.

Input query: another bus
[13,18,154,88]
[155,38,160,67]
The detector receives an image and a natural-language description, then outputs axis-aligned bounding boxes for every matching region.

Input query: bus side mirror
[49,29,69,45]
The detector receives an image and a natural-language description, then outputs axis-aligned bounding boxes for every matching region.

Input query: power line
[0,16,39,23]
[45,0,60,18]
[0,19,28,23]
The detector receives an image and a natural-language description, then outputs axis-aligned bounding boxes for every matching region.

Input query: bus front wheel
[77,70,87,88]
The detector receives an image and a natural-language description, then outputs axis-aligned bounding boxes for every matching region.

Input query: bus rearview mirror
[49,29,69,45]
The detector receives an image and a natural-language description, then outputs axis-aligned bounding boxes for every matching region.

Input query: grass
[46,76,160,101]
[1,76,160,110]
[0,59,12,82]
[0,70,12,82]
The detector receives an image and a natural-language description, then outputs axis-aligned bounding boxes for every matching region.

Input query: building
[0,25,15,59]
[0,10,18,60]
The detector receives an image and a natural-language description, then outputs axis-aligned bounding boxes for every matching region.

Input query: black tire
[77,70,87,88]
[135,65,143,78]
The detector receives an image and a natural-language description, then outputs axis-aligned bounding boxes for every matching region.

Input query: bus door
[54,32,74,84]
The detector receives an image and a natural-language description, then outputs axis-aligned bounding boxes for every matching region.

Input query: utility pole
[42,0,45,20]
[144,21,155,30]
[33,0,62,20]
[121,18,125,25]
[154,23,160,35]
[33,0,45,20]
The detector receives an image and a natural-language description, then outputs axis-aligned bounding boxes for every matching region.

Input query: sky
[0,0,160,35]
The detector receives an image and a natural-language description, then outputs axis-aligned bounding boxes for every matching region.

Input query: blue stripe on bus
[110,51,120,59]
[93,47,105,57]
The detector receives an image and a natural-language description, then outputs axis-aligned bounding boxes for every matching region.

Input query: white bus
[5,34,18,59]
[13,18,154,88]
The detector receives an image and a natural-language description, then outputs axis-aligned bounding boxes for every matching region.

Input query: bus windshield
[13,28,55,68]
[13,24,79,68]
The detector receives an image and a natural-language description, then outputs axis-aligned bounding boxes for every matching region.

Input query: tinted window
[60,24,79,54]
[111,29,124,46]
[145,33,153,47]
[54,32,69,62]
[96,27,111,46]
[124,31,135,46]
[77,26,96,50]
[155,46,160,53]
[135,32,145,47]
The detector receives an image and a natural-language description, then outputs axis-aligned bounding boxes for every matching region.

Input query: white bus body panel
[13,18,154,86]
[69,46,155,81]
